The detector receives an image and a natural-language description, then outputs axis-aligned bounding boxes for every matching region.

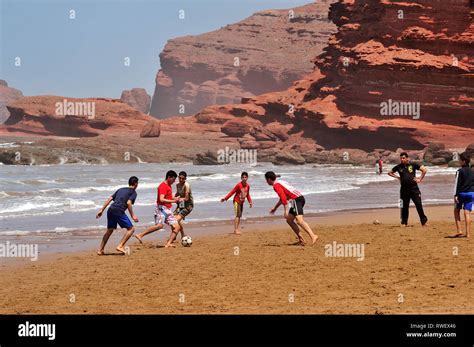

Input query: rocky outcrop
[120,88,151,114]
[149,2,337,118]
[140,119,161,138]
[184,0,473,164]
[0,80,24,124]
[1,96,154,137]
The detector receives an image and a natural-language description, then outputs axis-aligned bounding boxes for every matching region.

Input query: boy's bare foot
[165,243,176,248]
[234,230,242,235]
[134,235,143,244]
[452,232,464,238]
[116,246,126,254]
[97,250,104,256]
[311,235,319,245]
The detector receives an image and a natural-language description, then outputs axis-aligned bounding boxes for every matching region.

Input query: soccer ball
[181,236,192,247]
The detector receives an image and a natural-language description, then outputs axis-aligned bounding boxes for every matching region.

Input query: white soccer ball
[181,236,192,247]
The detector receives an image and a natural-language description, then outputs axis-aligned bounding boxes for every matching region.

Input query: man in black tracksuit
[389,152,428,226]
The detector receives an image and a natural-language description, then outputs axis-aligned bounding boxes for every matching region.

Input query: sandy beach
[0,204,472,314]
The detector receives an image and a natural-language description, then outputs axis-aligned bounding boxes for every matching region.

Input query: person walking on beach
[388,152,428,226]
[96,176,139,255]
[221,172,252,234]
[134,170,183,248]
[174,171,194,240]
[264,171,318,246]
[453,152,474,238]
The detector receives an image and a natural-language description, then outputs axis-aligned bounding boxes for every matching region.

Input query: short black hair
[460,152,470,165]
[265,171,277,181]
[179,171,187,178]
[166,170,178,179]
[400,152,409,158]
[241,172,248,178]
[128,176,139,186]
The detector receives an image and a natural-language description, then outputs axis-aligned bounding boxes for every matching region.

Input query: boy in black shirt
[388,152,428,226]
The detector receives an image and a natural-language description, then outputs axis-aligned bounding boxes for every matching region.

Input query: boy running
[221,172,252,234]
[174,171,194,239]
[134,170,183,248]
[453,152,474,238]
[264,171,318,246]
[96,176,139,255]
[388,152,428,226]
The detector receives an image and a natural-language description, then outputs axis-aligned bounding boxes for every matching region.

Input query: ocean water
[0,162,458,236]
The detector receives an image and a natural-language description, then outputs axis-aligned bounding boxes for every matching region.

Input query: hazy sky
[0,0,313,98]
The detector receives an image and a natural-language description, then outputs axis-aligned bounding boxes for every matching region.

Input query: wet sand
[0,205,472,314]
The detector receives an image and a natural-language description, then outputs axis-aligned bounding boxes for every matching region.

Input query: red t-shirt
[273,180,302,205]
[157,181,173,208]
[224,182,252,205]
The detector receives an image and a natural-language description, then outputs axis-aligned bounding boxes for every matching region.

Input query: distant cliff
[149,2,337,118]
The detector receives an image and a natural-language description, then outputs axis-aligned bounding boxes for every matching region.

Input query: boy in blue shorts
[453,152,474,238]
[96,176,139,255]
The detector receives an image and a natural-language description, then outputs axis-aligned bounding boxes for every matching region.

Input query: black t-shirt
[391,163,421,188]
[109,187,137,213]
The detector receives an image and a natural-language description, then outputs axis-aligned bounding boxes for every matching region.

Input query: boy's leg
[411,188,428,226]
[165,211,180,248]
[175,214,185,238]
[165,224,180,248]
[98,228,114,255]
[135,223,163,243]
[465,209,471,238]
[234,217,241,234]
[286,214,305,245]
[117,227,135,254]
[454,208,463,236]
[295,215,318,245]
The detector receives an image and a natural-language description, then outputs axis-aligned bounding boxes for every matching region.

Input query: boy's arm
[127,200,139,222]
[221,185,237,202]
[160,194,178,204]
[270,200,282,214]
[184,183,190,202]
[247,186,252,207]
[96,196,113,218]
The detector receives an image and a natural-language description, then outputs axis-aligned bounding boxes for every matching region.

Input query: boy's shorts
[233,200,243,218]
[455,192,474,211]
[154,205,178,225]
[174,205,193,220]
[107,208,133,229]
[289,196,305,216]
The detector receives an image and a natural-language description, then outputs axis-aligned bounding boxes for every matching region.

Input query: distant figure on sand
[453,152,473,238]
[134,170,183,248]
[221,172,252,234]
[388,152,428,226]
[376,158,383,175]
[174,171,194,240]
[264,171,318,246]
[96,176,139,255]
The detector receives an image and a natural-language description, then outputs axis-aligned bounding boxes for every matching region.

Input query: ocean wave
[0,225,100,236]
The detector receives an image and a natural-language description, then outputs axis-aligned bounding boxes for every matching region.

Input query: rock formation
[0,80,24,124]
[186,0,473,164]
[120,88,151,114]
[2,96,154,137]
[149,1,337,118]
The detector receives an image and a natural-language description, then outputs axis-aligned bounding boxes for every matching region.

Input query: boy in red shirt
[135,170,183,248]
[221,172,252,234]
[265,171,318,246]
